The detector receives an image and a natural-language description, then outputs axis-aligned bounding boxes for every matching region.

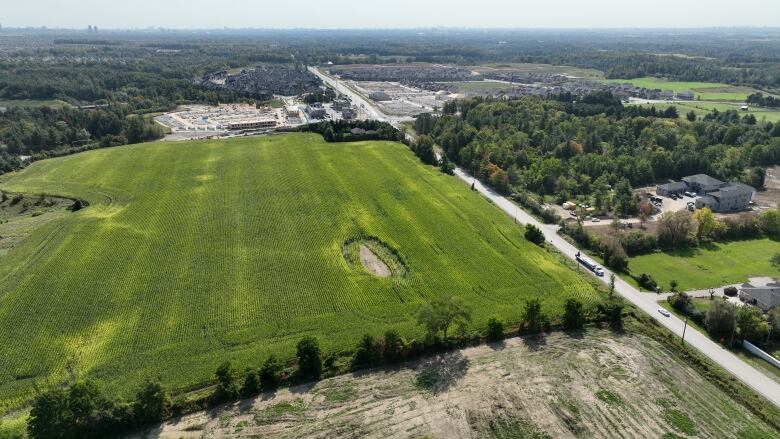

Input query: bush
[352,334,380,368]
[562,298,585,330]
[212,361,239,403]
[259,355,283,391]
[524,224,545,246]
[381,330,405,363]
[486,317,505,341]
[134,380,171,424]
[620,230,658,255]
[724,286,738,297]
[241,369,261,397]
[296,336,323,381]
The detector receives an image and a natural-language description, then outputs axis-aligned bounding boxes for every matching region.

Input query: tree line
[22,293,624,438]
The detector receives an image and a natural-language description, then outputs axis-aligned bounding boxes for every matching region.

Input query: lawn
[606,77,763,101]
[0,133,599,412]
[628,238,780,292]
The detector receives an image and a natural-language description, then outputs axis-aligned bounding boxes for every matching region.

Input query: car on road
[591,217,601,222]
[684,191,694,198]
[594,266,605,277]
[658,308,671,317]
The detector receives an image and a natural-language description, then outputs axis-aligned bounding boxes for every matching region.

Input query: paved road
[308,64,780,407]
[452,168,780,407]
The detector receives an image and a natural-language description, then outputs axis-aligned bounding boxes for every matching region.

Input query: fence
[743,340,780,369]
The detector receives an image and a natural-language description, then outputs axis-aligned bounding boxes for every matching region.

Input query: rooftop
[683,174,724,187]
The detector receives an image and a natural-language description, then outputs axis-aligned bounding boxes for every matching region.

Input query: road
[452,168,780,408]
[309,64,780,406]
[309,66,413,125]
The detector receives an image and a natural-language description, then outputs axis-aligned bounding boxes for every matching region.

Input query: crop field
[0,99,71,109]
[146,330,778,438]
[0,133,599,411]
[607,77,763,101]
[628,238,780,292]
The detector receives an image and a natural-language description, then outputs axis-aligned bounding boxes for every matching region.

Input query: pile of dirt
[358,244,390,277]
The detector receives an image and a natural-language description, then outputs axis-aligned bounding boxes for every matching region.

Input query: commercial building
[656,173,755,212]
[227,118,277,130]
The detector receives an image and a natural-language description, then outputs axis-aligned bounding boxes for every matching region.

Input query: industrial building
[656,173,755,212]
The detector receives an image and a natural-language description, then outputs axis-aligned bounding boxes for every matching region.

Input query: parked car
[684,191,693,198]
[591,217,601,222]
[658,308,671,317]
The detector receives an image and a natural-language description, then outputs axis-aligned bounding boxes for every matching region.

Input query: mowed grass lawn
[628,238,780,291]
[629,102,780,122]
[605,77,762,101]
[0,133,598,411]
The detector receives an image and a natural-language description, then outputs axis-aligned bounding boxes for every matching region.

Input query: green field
[0,99,70,109]
[606,77,762,101]
[477,63,604,79]
[628,238,780,292]
[0,133,599,411]
[630,101,780,122]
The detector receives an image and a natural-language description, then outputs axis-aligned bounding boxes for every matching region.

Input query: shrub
[619,230,658,255]
[296,336,322,381]
[724,286,738,297]
[637,273,658,291]
[381,330,405,363]
[259,355,283,391]
[352,334,380,368]
[134,380,171,424]
[520,298,548,334]
[241,369,260,397]
[212,361,239,402]
[524,224,545,246]
[562,298,585,330]
[486,317,505,341]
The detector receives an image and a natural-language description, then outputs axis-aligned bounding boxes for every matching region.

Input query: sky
[3,0,780,29]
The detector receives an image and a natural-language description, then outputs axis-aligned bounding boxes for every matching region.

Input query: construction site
[154,104,304,140]
[350,81,460,117]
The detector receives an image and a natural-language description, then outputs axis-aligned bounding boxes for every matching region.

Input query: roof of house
[683,174,724,187]
[658,181,687,191]
[709,182,755,199]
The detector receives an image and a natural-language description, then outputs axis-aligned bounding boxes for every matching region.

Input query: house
[304,104,327,119]
[660,90,674,100]
[695,182,755,212]
[682,174,726,194]
[656,181,688,196]
[739,281,780,311]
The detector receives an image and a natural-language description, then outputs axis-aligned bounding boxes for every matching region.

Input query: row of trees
[24,293,625,438]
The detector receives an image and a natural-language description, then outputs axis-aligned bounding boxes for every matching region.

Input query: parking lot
[651,192,699,216]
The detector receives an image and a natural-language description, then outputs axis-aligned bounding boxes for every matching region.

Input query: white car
[658,308,671,317]
[591,217,601,222]
[594,267,605,277]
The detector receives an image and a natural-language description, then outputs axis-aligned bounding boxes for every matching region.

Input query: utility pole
[681,315,688,345]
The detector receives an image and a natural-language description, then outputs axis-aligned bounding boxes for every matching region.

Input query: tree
[602,236,628,272]
[259,355,283,391]
[736,306,769,344]
[296,336,322,381]
[416,295,472,339]
[486,317,505,341]
[705,300,736,340]
[412,135,436,165]
[562,298,585,330]
[524,224,545,246]
[686,110,697,122]
[241,369,261,397]
[609,273,616,298]
[762,208,780,237]
[134,380,171,424]
[743,167,766,190]
[637,201,653,229]
[381,330,404,363]
[520,298,548,334]
[657,210,696,248]
[613,178,635,216]
[352,334,380,368]
[669,279,678,292]
[772,252,780,271]
[28,388,71,439]
[694,208,725,241]
[214,361,239,401]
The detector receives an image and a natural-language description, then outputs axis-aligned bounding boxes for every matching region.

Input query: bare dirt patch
[142,330,776,439]
[358,244,390,277]
[754,165,780,209]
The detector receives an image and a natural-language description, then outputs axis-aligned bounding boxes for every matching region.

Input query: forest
[416,93,780,207]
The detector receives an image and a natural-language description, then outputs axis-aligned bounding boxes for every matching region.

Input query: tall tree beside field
[296,337,323,381]
[213,361,239,401]
[259,355,283,390]
[694,208,726,241]
[562,299,586,330]
[761,208,780,237]
[134,380,171,424]
[772,252,780,271]
[736,306,769,344]
[382,330,405,362]
[416,295,472,339]
[742,167,766,190]
[705,300,737,340]
[657,210,696,249]
[412,135,437,165]
[520,298,548,334]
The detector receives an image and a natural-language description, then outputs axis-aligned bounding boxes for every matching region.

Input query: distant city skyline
[4,0,780,29]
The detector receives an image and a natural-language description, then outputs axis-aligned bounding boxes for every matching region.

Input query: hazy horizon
[4,0,780,30]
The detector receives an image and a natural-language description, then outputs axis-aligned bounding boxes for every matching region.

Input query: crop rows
[0,133,599,411]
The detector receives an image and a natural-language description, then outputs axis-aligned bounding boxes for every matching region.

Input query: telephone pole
[681,315,688,345]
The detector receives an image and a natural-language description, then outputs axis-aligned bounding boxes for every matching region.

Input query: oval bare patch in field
[358,244,391,277]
